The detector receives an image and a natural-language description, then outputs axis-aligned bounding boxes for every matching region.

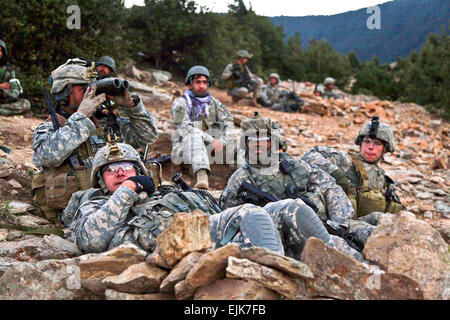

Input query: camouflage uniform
[316,77,340,99]
[0,40,31,116]
[171,91,236,175]
[219,114,363,260]
[258,84,286,108]
[31,60,158,222]
[64,143,284,255]
[301,117,404,244]
[221,50,263,102]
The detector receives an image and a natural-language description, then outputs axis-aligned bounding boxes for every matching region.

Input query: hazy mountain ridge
[269,0,450,63]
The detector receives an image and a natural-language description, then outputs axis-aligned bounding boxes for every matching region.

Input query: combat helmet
[0,39,7,56]
[355,116,395,153]
[324,77,336,85]
[236,50,252,59]
[239,111,287,152]
[268,73,280,84]
[96,56,116,73]
[185,65,211,85]
[50,58,97,94]
[91,143,149,192]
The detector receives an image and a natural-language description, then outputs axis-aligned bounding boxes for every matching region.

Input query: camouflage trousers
[0,99,31,116]
[263,198,364,261]
[172,132,239,175]
[349,211,394,245]
[228,79,263,102]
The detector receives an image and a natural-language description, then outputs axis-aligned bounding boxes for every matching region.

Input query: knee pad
[240,210,284,255]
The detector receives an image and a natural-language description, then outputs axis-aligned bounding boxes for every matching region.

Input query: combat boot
[194,169,209,189]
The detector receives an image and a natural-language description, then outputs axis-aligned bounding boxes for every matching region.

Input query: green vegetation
[0,0,448,118]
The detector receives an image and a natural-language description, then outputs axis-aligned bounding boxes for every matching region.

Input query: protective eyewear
[362,137,384,147]
[101,161,136,175]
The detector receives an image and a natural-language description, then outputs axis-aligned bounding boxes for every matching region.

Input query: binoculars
[84,78,129,96]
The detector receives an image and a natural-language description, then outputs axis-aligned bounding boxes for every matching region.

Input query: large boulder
[363,212,450,299]
[0,235,80,262]
[0,259,92,300]
[156,210,212,268]
[300,237,423,300]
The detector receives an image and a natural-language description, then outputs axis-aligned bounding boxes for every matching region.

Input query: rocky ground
[0,61,448,300]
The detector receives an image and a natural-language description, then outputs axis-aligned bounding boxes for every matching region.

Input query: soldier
[301,116,404,244]
[171,65,236,190]
[63,142,284,255]
[219,112,364,261]
[258,73,304,113]
[314,77,340,99]
[31,58,159,223]
[0,39,31,116]
[96,56,116,79]
[221,50,263,104]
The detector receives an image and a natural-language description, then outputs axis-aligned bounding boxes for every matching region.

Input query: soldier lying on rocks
[220,112,364,261]
[61,142,285,256]
[302,116,404,245]
[171,65,236,190]
[31,58,158,223]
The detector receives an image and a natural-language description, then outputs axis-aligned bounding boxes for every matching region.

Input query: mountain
[269,0,450,63]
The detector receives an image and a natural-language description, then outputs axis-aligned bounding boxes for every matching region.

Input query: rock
[103,262,168,294]
[14,214,52,227]
[145,246,171,269]
[416,192,434,200]
[128,80,172,105]
[0,258,93,300]
[7,201,34,215]
[79,244,146,296]
[433,149,448,169]
[0,257,22,276]
[226,256,301,300]
[194,278,280,300]
[174,243,240,300]
[423,211,433,219]
[0,229,7,242]
[301,237,423,300]
[156,210,212,267]
[151,69,172,85]
[435,201,450,215]
[160,251,203,293]
[0,235,80,262]
[240,247,313,280]
[363,212,449,299]
[105,289,175,300]
[5,231,24,241]
[7,179,21,189]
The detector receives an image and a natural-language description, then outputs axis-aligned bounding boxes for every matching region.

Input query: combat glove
[126,175,155,195]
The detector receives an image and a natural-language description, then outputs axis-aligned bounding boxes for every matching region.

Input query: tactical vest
[348,154,403,218]
[31,115,105,223]
[244,152,328,221]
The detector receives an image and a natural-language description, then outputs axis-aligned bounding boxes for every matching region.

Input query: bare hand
[77,85,106,117]
[211,139,224,154]
[0,82,11,90]
[109,90,134,109]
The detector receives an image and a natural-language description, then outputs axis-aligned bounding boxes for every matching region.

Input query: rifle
[237,180,363,252]
[42,86,83,169]
[172,172,222,213]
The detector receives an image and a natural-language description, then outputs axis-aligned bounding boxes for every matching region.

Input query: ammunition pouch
[386,200,403,214]
[356,188,386,218]
[31,165,92,222]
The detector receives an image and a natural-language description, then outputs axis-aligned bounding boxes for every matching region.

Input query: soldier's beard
[193,90,208,98]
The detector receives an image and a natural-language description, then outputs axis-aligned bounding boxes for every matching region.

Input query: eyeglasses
[102,161,136,175]
[362,137,384,147]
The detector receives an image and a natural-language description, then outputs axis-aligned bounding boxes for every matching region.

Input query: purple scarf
[184,89,212,121]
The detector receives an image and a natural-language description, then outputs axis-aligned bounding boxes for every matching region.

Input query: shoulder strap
[350,153,370,191]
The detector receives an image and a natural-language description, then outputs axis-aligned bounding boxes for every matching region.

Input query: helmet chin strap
[62,85,80,114]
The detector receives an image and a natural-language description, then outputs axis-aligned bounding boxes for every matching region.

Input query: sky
[123,0,393,17]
